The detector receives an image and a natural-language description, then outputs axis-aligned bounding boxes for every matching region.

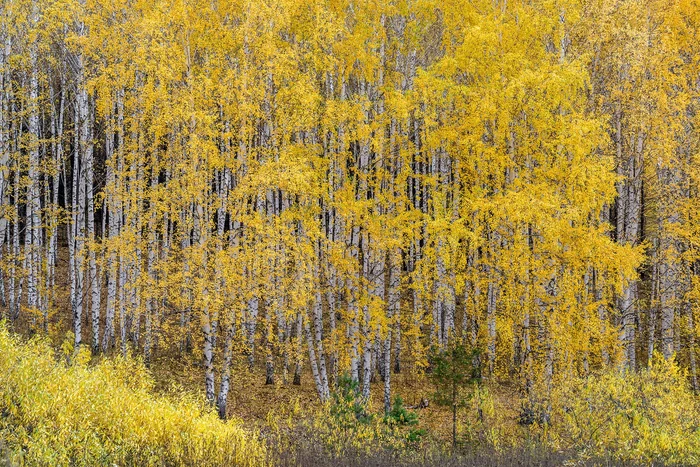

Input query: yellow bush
[0,325,267,466]
[550,355,700,465]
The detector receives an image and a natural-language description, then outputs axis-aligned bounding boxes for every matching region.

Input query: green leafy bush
[429,343,482,448]
[384,396,426,444]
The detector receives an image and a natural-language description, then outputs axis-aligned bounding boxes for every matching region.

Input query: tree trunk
[217,319,236,419]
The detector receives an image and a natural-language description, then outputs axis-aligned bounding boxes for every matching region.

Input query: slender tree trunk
[26,2,41,319]
[86,97,100,354]
[264,297,275,385]
[687,300,698,392]
[293,312,303,385]
[305,295,329,402]
[217,319,236,419]
[486,275,497,376]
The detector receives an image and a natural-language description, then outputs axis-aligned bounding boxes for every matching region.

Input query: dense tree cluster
[2,0,700,420]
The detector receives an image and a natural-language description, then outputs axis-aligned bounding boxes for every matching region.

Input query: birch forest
[2,0,700,465]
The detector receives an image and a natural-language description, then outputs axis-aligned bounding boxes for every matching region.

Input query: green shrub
[384,396,425,444]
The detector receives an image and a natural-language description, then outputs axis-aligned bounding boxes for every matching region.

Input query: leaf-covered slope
[0,325,267,467]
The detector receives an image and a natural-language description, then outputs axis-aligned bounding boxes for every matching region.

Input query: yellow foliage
[0,324,267,467]
[550,355,700,465]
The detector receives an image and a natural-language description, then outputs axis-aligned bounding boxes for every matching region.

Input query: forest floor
[1,296,526,459]
[0,252,679,465]
[0,303,685,466]
[0,247,521,453]
[148,352,490,435]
